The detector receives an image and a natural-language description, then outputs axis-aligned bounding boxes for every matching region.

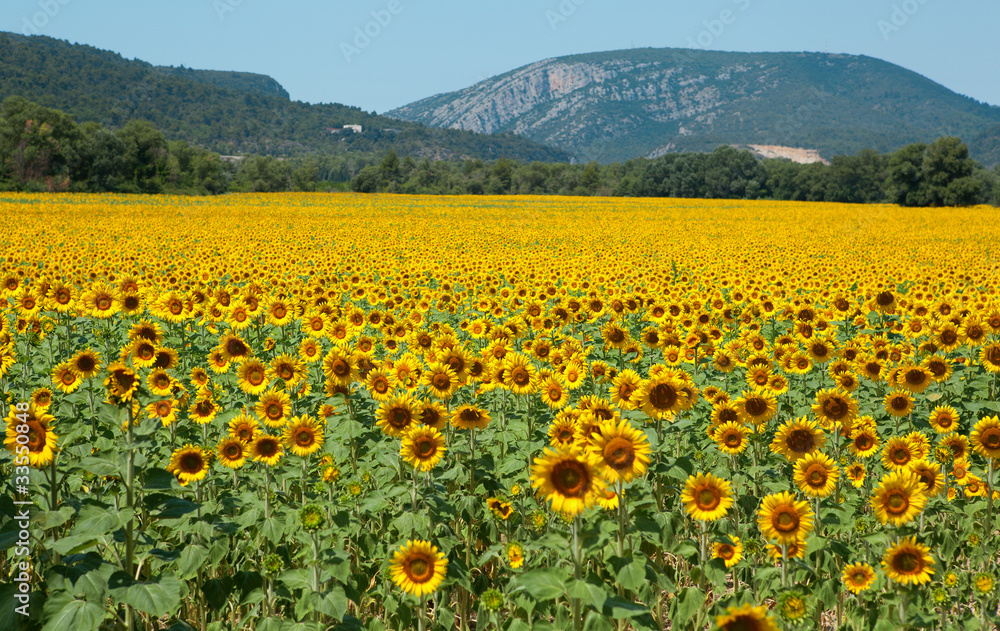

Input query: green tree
[0,96,81,188]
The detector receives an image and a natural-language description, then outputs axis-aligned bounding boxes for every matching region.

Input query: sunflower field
[1,192,1000,631]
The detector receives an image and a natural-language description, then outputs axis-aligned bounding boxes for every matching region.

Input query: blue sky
[2,0,997,114]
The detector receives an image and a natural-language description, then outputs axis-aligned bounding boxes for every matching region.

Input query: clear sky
[2,0,997,114]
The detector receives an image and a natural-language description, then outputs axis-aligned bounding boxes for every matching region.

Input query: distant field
[2,192,999,630]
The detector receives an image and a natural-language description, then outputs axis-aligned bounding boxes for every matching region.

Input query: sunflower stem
[125,402,135,631]
[988,458,995,534]
[781,543,788,589]
[572,517,583,631]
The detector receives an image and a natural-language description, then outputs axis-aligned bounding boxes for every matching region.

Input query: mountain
[388,48,1000,165]
[0,32,569,162]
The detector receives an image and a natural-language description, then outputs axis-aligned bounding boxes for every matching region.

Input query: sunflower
[451,405,491,431]
[104,363,140,402]
[250,434,283,466]
[712,535,743,569]
[146,369,174,396]
[505,542,525,568]
[4,404,58,467]
[842,562,877,594]
[129,338,158,369]
[909,459,942,498]
[897,364,932,394]
[713,421,750,456]
[812,388,858,429]
[218,333,251,363]
[882,536,934,586]
[715,604,778,631]
[601,321,631,350]
[971,416,1000,459]
[881,436,916,471]
[586,419,651,484]
[845,462,866,487]
[757,491,814,544]
[265,298,294,327]
[793,452,839,498]
[81,283,119,319]
[322,346,359,387]
[766,537,808,561]
[377,395,422,437]
[883,390,914,418]
[51,361,81,394]
[530,447,604,517]
[188,396,218,425]
[539,376,569,409]
[941,433,970,462]
[595,487,620,510]
[216,437,248,469]
[682,472,734,521]
[735,388,778,425]
[298,338,323,364]
[502,354,537,396]
[146,399,179,427]
[255,388,291,428]
[636,375,687,420]
[928,405,960,434]
[609,369,642,410]
[871,471,927,526]
[980,343,1000,373]
[414,399,446,431]
[401,425,447,471]
[548,412,579,448]
[236,359,270,396]
[848,424,880,458]
[283,416,324,457]
[771,417,825,462]
[269,354,305,388]
[423,362,460,400]
[167,444,210,486]
[229,412,260,443]
[389,540,448,596]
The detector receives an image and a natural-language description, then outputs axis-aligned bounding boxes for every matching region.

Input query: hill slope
[0,32,569,162]
[388,48,1000,164]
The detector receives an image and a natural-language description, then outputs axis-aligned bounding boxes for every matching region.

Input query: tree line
[2,96,998,206]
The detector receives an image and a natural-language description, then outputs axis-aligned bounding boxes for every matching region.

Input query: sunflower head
[882,536,935,586]
[389,540,449,596]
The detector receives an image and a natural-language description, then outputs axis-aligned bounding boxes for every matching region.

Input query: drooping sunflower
[845,462,866,487]
[389,540,448,596]
[250,434,283,466]
[884,390,915,418]
[715,604,778,631]
[609,369,643,410]
[882,536,934,586]
[842,562,877,594]
[793,452,839,498]
[682,472,734,522]
[871,471,927,526]
[400,425,447,472]
[167,444,210,486]
[255,388,291,428]
[216,437,248,469]
[713,421,750,456]
[971,416,1000,459]
[104,363,139,402]
[757,491,814,544]
[283,415,324,457]
[586,419,652,484]
[451,405,491,431]
[771,417,826,462]
[4,404,58,467]
[530,447,604,517]
[712,535,743,569]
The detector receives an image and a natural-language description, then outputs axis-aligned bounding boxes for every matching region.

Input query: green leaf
[109,573,184,618]
[568,577,608,613]
[52,535,103,555]
[71,504,128,536]
[41,598,106,631]
[316,586,349,620]
[176,544,209,580]
[514,568,569,601]
[671,586,705,626]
